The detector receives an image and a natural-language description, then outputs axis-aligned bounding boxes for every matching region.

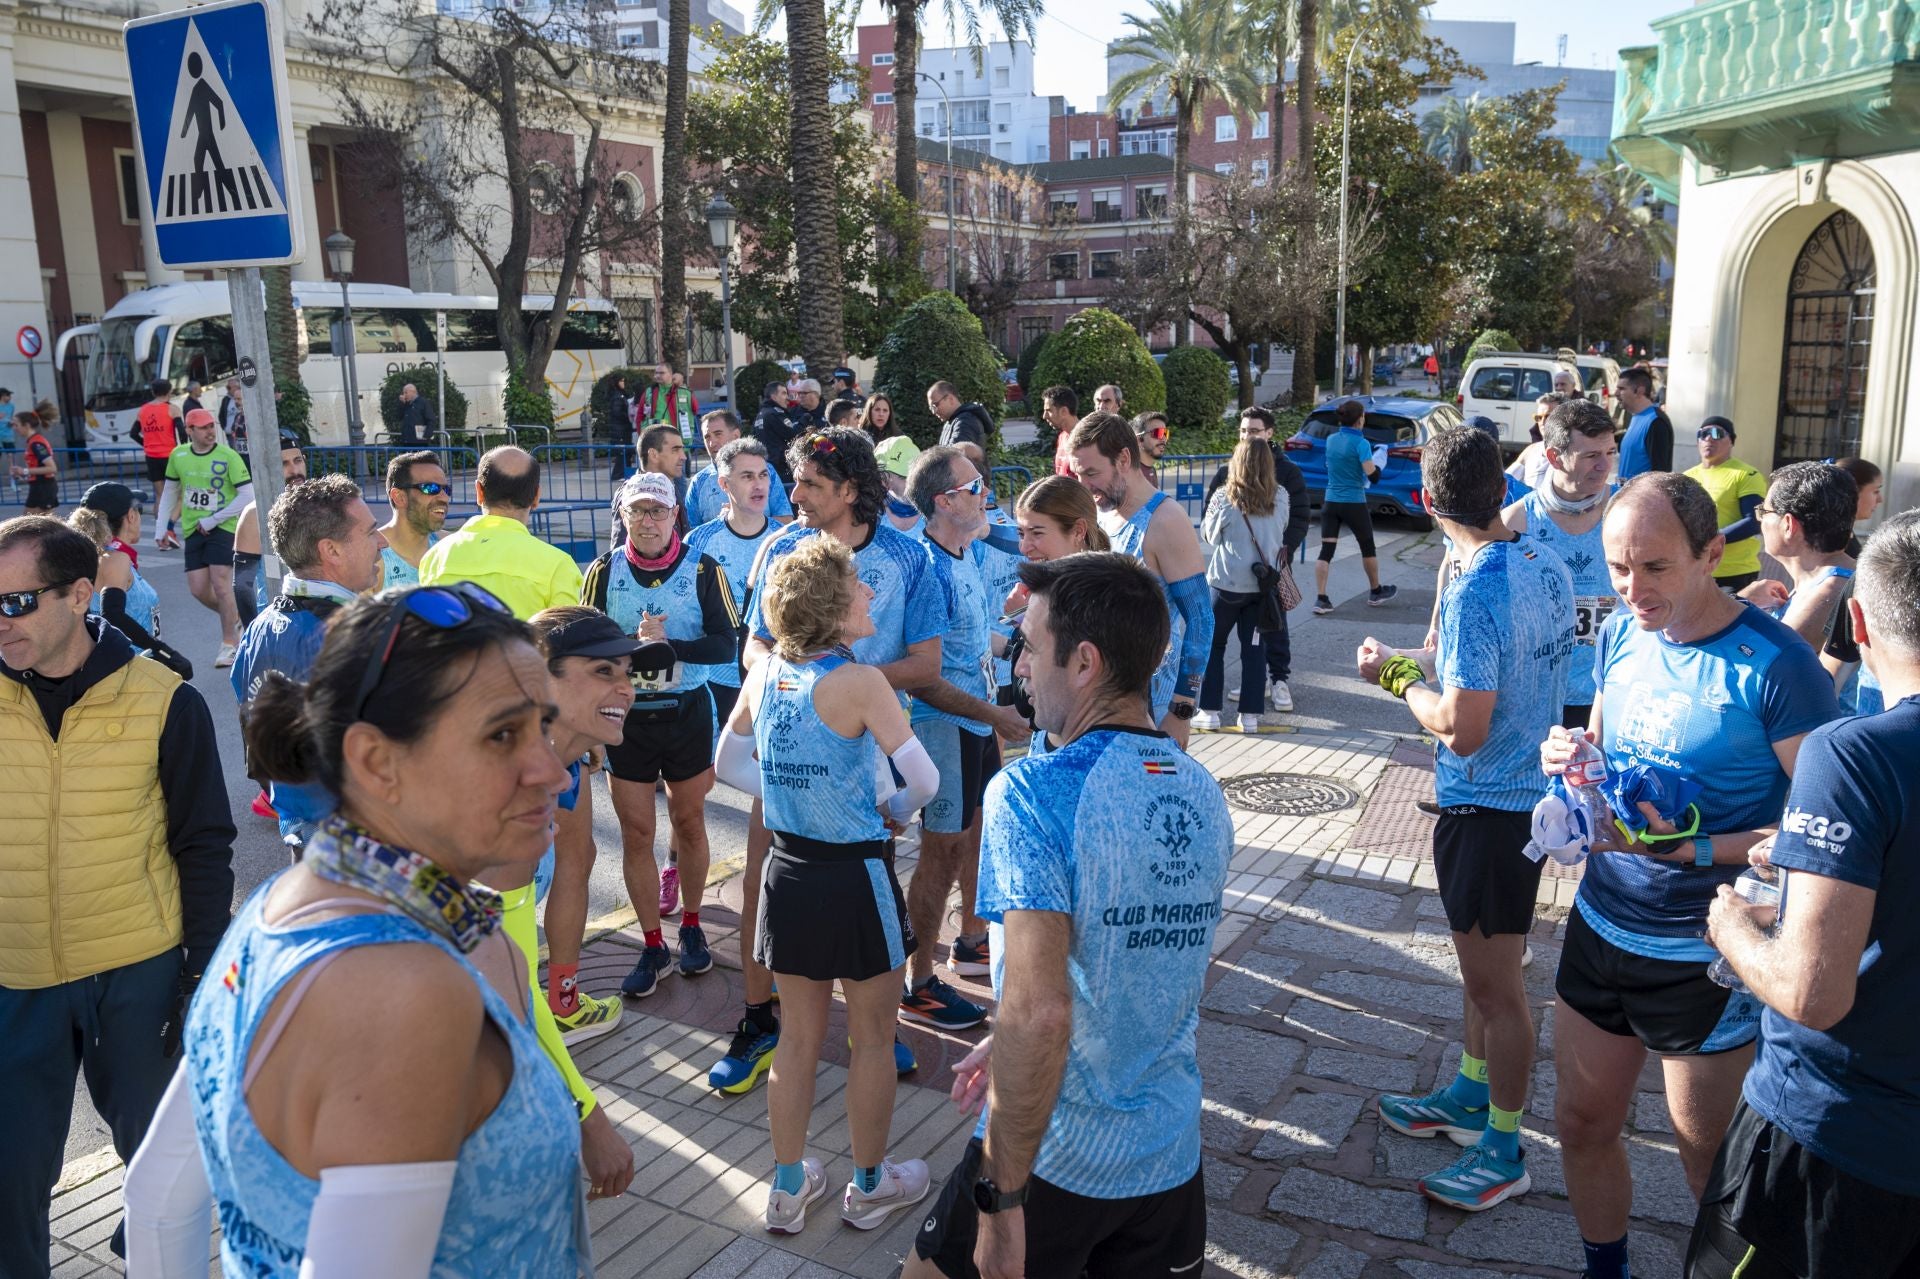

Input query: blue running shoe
[1419,1143,1530,1212]
[620,943,673,998]
[710,1018,778,1094]
[1378,1088,1487,1147]
[894,1033,917,1075]
[678,923,713,976]
[900,975,989,1030]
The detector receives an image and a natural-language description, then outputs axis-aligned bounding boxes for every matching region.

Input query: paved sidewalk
[49,724,1690,1278]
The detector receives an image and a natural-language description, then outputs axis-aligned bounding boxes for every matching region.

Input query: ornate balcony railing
[1612,0,1920,201]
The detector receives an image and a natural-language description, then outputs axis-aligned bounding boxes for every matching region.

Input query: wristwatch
[973,1176,1030,1214]
[1169,698,1198,721]
[1693,835,1715,868]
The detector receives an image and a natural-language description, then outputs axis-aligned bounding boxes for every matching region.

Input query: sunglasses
[0,577,80,619]
[402,481,449,496]
[1140,426,1169,441]
[352,583,511,720]
[942,476,986,499]
[1697,426,1730,441]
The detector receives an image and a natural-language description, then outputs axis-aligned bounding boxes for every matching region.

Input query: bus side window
[443,309,500,353]
[170,319,237,386]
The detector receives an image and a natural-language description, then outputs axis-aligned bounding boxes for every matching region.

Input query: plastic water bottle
[1708,869,1786,990]
[1555,735,1610,866]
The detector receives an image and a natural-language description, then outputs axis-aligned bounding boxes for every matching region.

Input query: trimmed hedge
[1160,345,1233,433]
[872,291,1004,449]
[1015,330,1050,400]
[1029,308,1165,417]
[377,364,468,437]
[733,358,789,412]
[1465,328,1520,366]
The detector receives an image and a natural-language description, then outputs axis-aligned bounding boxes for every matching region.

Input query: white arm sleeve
[297,1161,457,1279]
[123,1069,213,1279]
[885,736,940,823]
[714,728,761,798]
[205,482,256,530]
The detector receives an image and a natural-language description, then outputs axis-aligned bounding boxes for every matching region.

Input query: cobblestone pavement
[49,725,1690,1278]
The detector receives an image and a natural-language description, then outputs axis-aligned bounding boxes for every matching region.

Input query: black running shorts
[1318,501,1377,560]
[1431,806,1542,937]
[915,1139,1207,1279]
[182,526,234,571]
[1555,906,1760,1055]
[605,685,715,783]
[755,831,916,982]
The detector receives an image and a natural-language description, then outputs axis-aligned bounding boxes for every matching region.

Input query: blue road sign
[124,0,306,270]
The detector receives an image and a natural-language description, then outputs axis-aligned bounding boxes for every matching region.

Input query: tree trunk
[1288,0,1319,406]
[888,3,925,275]
[786,0,847,377]
[1173,109,1192,348]
[1271,22,1287,176]
[1359,343,1373,394]
[659,0,690,372]
[1237,348,1256,409]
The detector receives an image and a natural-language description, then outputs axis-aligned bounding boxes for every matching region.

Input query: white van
[1458,352,1579,450]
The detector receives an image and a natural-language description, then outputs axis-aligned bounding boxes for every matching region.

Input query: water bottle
[1708,868,1786,990]
[1554,735,1610,866]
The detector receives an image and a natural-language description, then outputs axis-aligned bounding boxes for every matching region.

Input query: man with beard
[377,450,451,588]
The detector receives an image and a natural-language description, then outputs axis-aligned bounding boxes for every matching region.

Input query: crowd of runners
[0,381,1913,1279]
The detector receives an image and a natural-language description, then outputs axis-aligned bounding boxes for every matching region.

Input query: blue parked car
[1283,396,1463,532]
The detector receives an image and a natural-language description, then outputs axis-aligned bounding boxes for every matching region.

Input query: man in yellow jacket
[0,517,234,1277]
[419,445,583,618]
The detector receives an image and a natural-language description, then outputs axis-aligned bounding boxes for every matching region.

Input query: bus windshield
[86,317,169,413]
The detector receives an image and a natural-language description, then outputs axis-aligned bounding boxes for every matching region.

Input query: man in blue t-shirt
[684,409,793,527]
[1360,426,1573,1213]
[907,552,1229,1279]
[1615,365,1673,481]
[1540,472,1838,1279]
[1687,510,1920,1278]
[1313,398,1397,614]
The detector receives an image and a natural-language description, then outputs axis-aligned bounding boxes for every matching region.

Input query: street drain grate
[1221,773,1360,817]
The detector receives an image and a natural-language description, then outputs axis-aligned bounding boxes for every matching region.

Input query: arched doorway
[1775,210,1876,466]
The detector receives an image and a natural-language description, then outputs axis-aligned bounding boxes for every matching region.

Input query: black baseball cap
[832,366,855,383]
[542,612,649,661]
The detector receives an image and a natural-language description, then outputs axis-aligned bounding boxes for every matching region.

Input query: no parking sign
[16,326,41,360]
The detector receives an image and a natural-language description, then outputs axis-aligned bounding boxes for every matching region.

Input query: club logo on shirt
[1143,793,1207,888]
[1780,804,1852,853]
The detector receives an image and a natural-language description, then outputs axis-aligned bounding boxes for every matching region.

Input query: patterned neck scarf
[304,816,501,953]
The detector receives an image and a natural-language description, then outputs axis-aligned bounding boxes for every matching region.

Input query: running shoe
[553,990,623,1047]
[1190,709,1221,731]
[1522,944,1534,969]
[678,923,713,976]
[1313,595,1335,615]
[214,643,237,668]
[250,790,276,819]
[947,935,991,977]
[1378,1088,1487,1146]
[1270,679,1295,711]
[764,1158,826,1234]
[1369,584,1400,606]
[620,943,673,998]
[900,975,989,1030]
[841,1159,931,1230]
[1419,1143,1530,1212]
[894,1033,917,1075]
[658,862,680,916]
[1237,714,1262,734]
[710,1018,779,1094]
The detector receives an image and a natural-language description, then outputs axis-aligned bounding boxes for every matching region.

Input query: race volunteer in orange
[136,379,180,550]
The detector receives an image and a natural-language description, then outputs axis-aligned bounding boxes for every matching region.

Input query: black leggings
[1318,501,1377,560]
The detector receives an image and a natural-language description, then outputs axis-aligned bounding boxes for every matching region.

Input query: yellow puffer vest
[0,654,183,988]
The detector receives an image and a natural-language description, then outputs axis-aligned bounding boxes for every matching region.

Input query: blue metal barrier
[1159,454,1230,523]
[528,501,613,566]
[12,449,158,507]
[990,465,1033,501]
[305,445,481,508]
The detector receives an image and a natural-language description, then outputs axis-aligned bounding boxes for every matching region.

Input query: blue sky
[840,0,1678,108]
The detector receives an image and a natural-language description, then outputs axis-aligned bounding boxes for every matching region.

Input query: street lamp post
[323,229,365,449]
[704,193,737,414]
[917,71,957,294]
[1333,32,1369,401]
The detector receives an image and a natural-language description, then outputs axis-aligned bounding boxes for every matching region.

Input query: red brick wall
[81,118,144,309]
[329,142,410,287]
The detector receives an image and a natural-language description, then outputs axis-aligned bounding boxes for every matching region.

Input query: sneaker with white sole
[1269,679,1294,711]
[1190,709,1221,731]
[1237,713,1261,733]
[552,990,624,1047]
[1419,1143,1530,1212]
[1313,596,1335,615]
[1369,584,1400,606]
[764,1158,827,1234]
[947,934,990,977]
[215,643,238,668]
[1378,1087,1488,1146]
[841,1159,931,1230]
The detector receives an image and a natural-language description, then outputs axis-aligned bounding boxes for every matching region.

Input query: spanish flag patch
[222,959,242,994]
[1143,758,1177,775]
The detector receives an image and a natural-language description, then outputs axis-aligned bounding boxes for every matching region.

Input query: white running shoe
[764,1158,827,1234]
[1269,679,1294,711]
[841,1159,931,1230]
[1237,714,1262,734]
[1190,710,1222,731]
[214,643,237,668]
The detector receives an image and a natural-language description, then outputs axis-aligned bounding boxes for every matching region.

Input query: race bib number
[1574,595,1616,645]
[185,487,219,512]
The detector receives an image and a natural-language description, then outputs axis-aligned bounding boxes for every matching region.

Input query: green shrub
[589,367,653,437]
[1029,308,1165,417]
[1465,328,1520,366]
[1160,346,1233,434]
[504,369,554,428]
[1015,331,1050,400]
[377,364,468,439]
[275,380,312,446]
[734,359,788,412]
[872,291,1004,449]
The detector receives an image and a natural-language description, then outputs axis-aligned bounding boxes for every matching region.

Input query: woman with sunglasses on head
[714,535,940,1234]
[68,483,192,679]
[858,393,897,444]
[122,583,594,1278]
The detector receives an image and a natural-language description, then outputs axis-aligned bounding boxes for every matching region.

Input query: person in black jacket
[754,382,801,487]
[606,373,634,480]
[394,383,437,447]
[927,380,992,448]
[1205,407,1308,710]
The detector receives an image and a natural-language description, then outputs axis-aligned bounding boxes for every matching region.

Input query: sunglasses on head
[1698,426,1730,441]
[352,583,512,721]
[0,577,80,619]
[403,481,449,496]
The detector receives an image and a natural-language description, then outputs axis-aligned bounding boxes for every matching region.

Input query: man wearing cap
[1685,416,1768,592]
[832,365,866,409]
[161,407,254,667]
[581,470,743,997]
[754,381,800,487]
[687,410,793,527]
[877,434,925,534]
[230,433,308,632]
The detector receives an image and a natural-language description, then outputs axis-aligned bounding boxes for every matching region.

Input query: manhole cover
[1221,773,1360,816]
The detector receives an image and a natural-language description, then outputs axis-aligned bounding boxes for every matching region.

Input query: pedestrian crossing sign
[123,0,306,269]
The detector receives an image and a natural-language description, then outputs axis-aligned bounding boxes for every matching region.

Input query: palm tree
[1108,0,1263,343]
[780,0,847,375]
[659,0,691,370]
[1288,0,1318,404]
[1419,92,1479,175]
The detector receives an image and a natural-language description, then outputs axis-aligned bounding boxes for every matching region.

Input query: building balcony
[1612,0,1920,202]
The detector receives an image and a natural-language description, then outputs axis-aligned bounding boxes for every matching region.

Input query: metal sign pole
[228,266,287,597]
[435,309,447,446]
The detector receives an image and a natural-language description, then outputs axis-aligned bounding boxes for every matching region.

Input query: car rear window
[1579,366,1609,391]
[1470,367,1555,401]
[1305,411,1416,444]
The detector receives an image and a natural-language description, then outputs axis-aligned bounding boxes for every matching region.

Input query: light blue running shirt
[976,504,1025,688]
[379,534,438,590]
[747,522,945,703]
[976,726,1232,1199]
[1103,491,1181,721]
[1435,535,1576,810]
[599,547,733,693]
[913,530,992,736]
[1580,603,1840,957]
[1519,490,1614,707]
[685,465,792,527]
[754,652,888,844]
[685,513,783,689]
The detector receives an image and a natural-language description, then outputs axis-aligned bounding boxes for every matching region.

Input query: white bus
[56,282,626,450]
